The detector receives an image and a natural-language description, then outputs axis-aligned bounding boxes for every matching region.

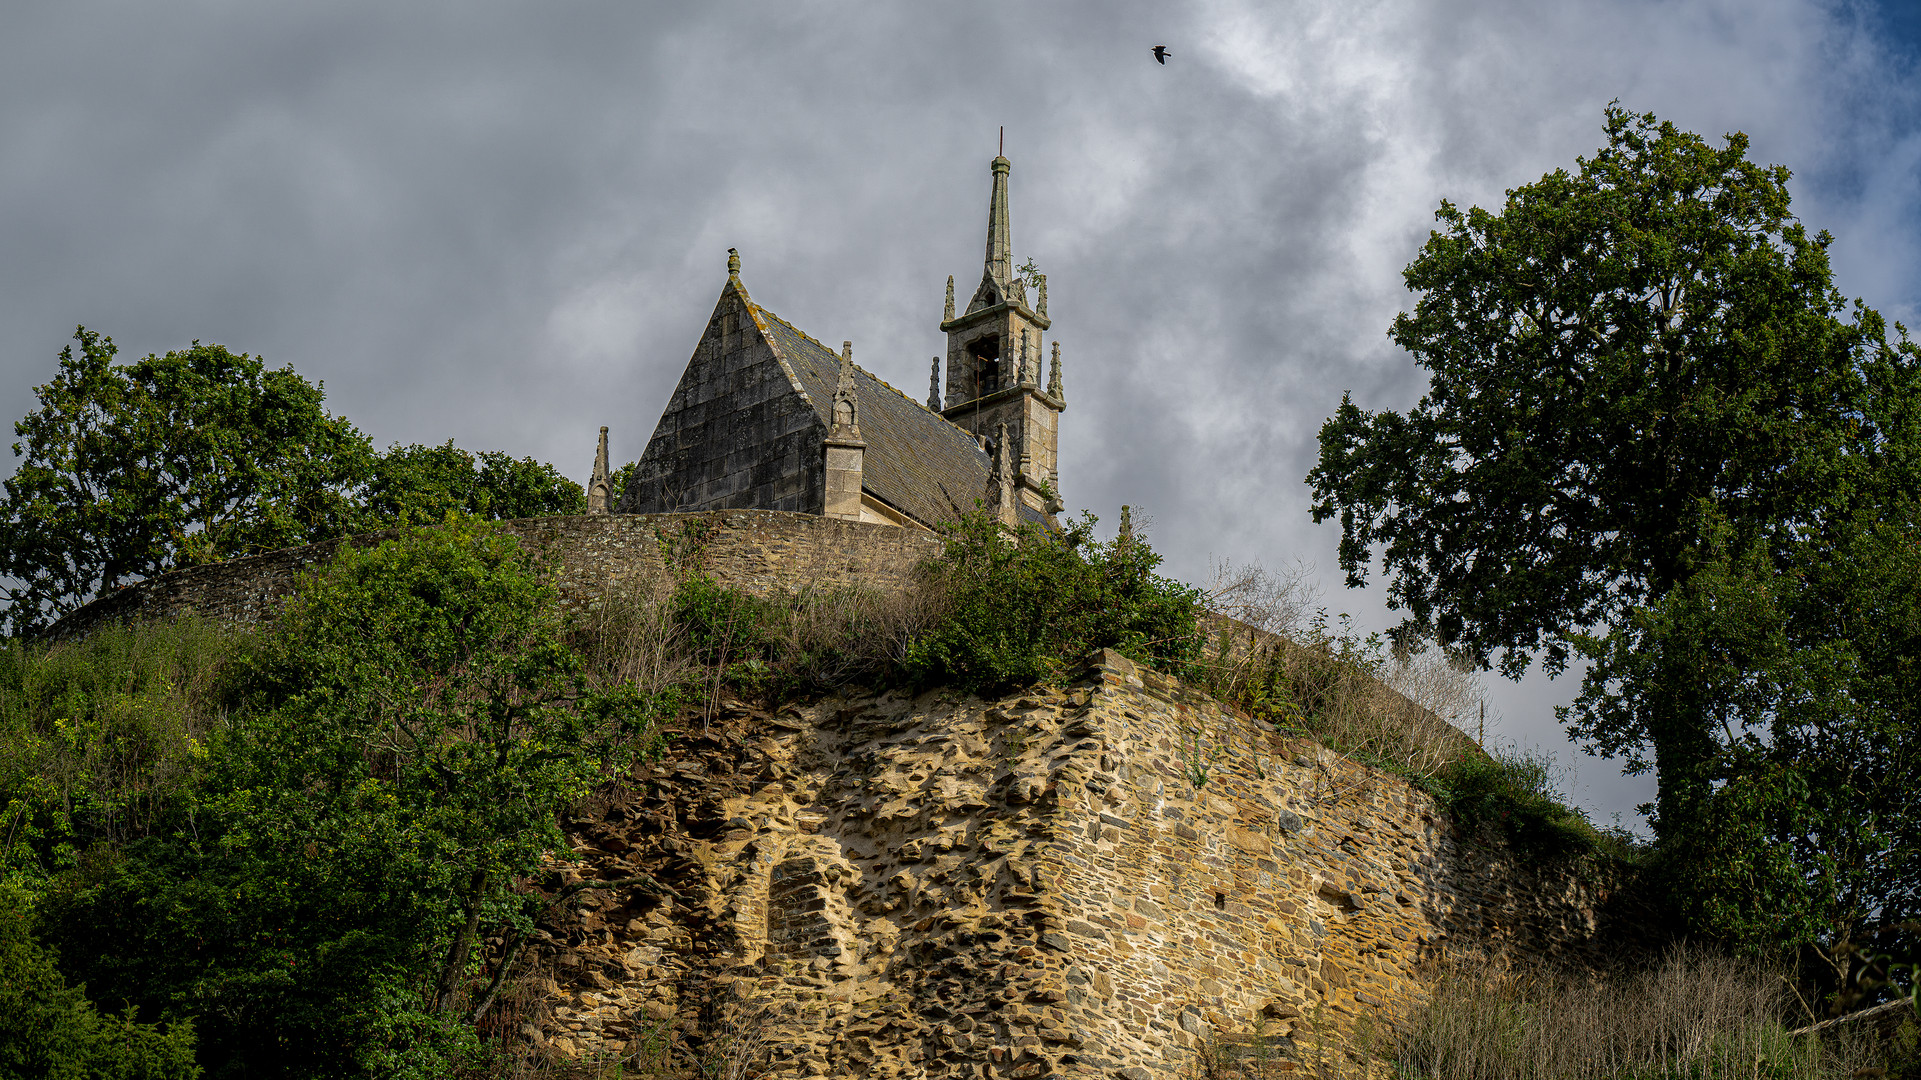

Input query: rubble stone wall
[536,651,1651,1080]
[48,511,1653,1076]
[49,511,944,639]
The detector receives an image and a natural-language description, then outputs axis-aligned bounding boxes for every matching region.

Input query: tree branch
[465,873,680,1026]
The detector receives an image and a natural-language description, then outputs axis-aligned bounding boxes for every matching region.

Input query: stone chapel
[607,154,1066,531]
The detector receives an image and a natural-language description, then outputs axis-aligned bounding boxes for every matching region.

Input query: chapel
[607,154,1065,531]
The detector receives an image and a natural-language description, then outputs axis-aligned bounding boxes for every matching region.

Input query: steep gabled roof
[749,303,999,529]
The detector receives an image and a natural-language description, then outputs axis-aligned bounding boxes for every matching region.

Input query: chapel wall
[620,286,826,516]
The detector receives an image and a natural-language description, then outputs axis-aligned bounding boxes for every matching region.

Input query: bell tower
[938,153,1065,517]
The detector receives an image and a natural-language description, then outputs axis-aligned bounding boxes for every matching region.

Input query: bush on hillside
[0,882,200,1080]
[1419,746,1641,864]
[901,509,1204,692]
[0,618,240,895]
[31,516,670,1079]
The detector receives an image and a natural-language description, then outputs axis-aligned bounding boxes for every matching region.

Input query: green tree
[38,517,662,1077]
[0,882,199,1080]
[606,460,639,509]
[0,329,376,636]
[1307,105,1898,839]
[1575,506,1921,972]
[364,441,584,525]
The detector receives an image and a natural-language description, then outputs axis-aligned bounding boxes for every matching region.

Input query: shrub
[0,881,200,1080]
[0,618,241,894]
[901,509,1204,693]
[1418,746,1639,864]
[36,515,668,1079]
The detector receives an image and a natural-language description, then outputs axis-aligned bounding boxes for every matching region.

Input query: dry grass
[572,572,695,697]
[1200,560,1484,777]
[1397,947,1885,1080]
[567,568,952,728]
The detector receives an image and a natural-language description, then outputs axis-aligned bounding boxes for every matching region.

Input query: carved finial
[1020,329,1033,385]
[587,425,612,515]
[928,356,942,410]
[989,421,1017,526]
[1118,505,1133,546]
[1046,469,1063,514]
[727,248,741,279]
[1048,341,1063,401]
[831,341,861,440]
[944,275,955,322]
[1036,273,1048,319]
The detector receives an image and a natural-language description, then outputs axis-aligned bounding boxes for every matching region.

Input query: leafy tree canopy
[0,329,375,636]
[1310,104,1921,969]
[0,881,200,1080]
[364,441,583,525]
[1,329,592,637]
[1310,104,1878,681]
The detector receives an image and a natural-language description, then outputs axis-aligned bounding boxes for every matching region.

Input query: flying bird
[1152,45,1171,64]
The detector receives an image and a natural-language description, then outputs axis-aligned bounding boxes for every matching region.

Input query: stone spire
[587,426,612,515]
[1048,341,1063,401]
[1019,329,1034,385]
[983,155,1012,294]
[1035,273,1048,319]
[927,357,942,410]
[944,275,955,322]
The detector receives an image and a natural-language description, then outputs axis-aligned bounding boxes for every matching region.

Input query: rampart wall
[48,511,1657,1076]
[50,511,944,639]
[536,650,1653,1079]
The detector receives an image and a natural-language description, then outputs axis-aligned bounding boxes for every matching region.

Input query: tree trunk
[434,868,489,1016]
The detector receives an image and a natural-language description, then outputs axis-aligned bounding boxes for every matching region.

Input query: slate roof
[751,304,1004,529]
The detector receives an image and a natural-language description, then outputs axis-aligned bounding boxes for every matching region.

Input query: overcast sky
[4,0,1918,829]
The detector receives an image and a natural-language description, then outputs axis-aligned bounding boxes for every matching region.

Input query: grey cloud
[4,0,1916,829]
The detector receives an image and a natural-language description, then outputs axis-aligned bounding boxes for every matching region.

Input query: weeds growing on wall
[1416,746,1644,865]
[1199,563,1481,778]
[571,507,1209,715]
[901,509,1205,692]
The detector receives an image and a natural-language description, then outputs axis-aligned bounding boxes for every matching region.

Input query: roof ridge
[738,292,812,406]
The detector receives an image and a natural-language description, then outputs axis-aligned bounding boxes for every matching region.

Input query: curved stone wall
[49,511,945,639]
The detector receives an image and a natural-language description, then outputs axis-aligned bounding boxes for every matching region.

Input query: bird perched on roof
[1151,45,1171,64]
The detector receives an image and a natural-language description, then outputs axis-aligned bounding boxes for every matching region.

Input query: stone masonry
[531,652,1651,1079]
[49,511,1654,1075]
[48,511,943,641]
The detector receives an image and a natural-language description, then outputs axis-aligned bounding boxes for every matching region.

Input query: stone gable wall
[620,285,826,515]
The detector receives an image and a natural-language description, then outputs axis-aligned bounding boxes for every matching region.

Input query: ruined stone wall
[49,511,943,640]
[533,651,1652,1080]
